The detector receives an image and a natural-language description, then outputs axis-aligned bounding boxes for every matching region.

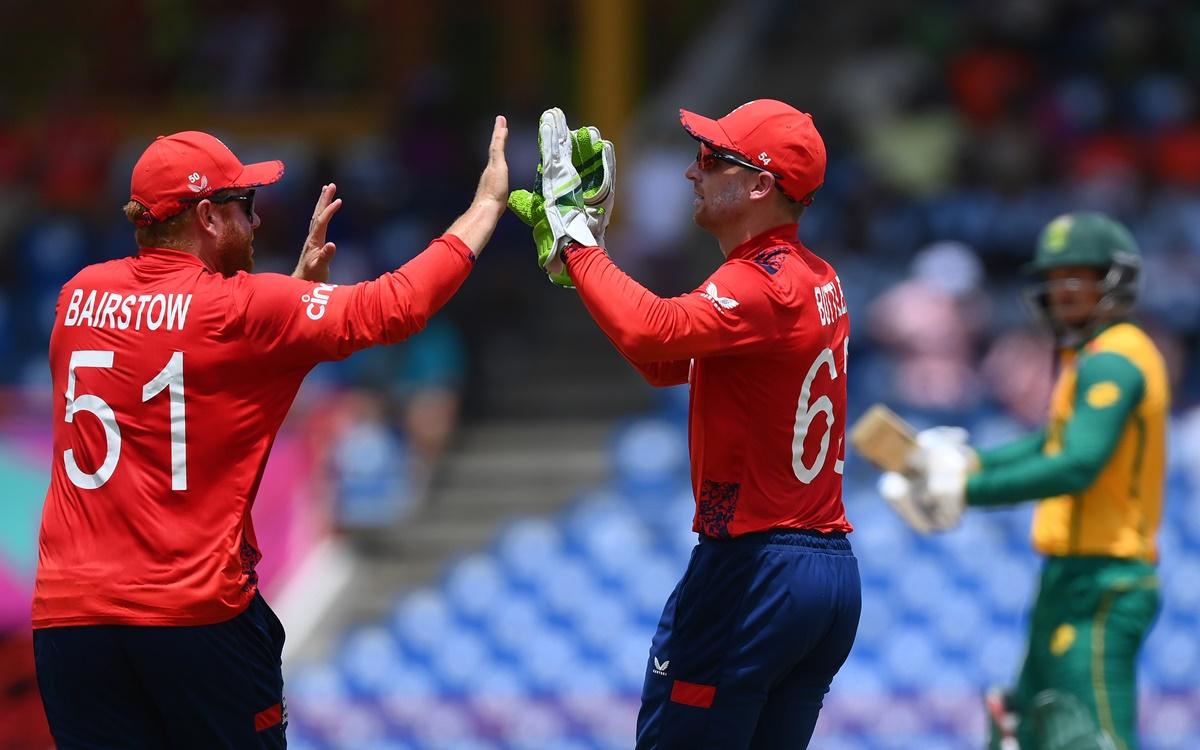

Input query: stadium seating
[287,398,1200,749]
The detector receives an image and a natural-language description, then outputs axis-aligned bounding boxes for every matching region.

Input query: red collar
[136,247,209,269]
[727,224,799,261]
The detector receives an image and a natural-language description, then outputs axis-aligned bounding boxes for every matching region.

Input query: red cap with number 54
[679,99,826,205]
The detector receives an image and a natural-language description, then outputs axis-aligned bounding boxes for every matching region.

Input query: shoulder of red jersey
[735,242,834,280]
[60,258,135,289]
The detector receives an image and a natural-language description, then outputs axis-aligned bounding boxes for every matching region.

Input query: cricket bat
[848,403,918,473]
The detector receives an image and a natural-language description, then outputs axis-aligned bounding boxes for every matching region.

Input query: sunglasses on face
[695,142,768,173]
[207,190,256,219]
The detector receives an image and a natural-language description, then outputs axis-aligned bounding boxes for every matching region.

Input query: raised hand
[473,115,510,217]
[293,183,343,282]
[445,116,510,257]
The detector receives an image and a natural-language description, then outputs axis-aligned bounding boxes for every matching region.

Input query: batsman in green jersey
[879,212,1167,750]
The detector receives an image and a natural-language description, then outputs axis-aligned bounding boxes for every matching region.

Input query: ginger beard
[213,210,255,276]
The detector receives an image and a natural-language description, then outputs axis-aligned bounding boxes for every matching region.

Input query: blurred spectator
[359,319,468,482]
[979,328,1055,427]
[866,241,988,412]
[325,390,415,532]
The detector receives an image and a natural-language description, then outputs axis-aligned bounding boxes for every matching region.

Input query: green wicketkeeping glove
[507,165,569,286]
[508,109,616,287]
[576,125,616,245]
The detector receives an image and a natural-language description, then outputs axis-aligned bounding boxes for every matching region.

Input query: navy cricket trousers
[636,529,861,750]
[34,592,287,749]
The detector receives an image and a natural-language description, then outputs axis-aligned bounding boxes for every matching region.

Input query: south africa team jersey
[1033,322,1168,561]
[34,236,475,628]
[564,224,852,537]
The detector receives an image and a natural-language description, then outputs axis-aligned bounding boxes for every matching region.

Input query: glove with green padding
[508,109,616,287]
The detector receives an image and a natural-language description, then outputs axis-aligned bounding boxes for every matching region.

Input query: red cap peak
[679,99,826,204]
[129,131,284,225]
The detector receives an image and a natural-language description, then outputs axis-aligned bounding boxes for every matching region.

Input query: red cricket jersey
[565,224,852,537]
[33,235,475,628]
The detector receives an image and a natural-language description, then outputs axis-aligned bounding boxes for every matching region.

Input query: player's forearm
[967,450,1100,507]
[589,306,690,386]
[967,413,1121,506]
[970,352,1143,507]
[567,246,701,363]
[976,430,1047,470]
[445,198,506,258]
[338,235,474,353]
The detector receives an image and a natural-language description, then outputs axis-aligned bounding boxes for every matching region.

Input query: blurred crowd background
[2,1,1200,748]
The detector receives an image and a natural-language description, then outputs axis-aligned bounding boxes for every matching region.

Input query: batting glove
[912,427,978,502]
[878,471,962,534]
[879,427,975,533]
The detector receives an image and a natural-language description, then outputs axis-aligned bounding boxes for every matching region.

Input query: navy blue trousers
[636,530,861,750]
[34,592,287,749]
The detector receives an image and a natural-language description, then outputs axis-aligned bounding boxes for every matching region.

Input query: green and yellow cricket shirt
[966,321,1168,562]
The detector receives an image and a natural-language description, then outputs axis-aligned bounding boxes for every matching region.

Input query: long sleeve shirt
[35,235,474,627]
[966,321,1167,561]
[564,224,852,537]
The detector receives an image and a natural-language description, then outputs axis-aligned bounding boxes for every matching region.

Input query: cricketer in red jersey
[536,101,861,749]
[33,119,510,748]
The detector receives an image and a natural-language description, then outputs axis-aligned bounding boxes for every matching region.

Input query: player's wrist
[472,195,507,221]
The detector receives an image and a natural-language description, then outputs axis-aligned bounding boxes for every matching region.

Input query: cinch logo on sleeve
[302,283,337,320]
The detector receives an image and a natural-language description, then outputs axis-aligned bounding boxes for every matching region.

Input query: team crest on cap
[187,171,210,193]
[1044,215,1073,252]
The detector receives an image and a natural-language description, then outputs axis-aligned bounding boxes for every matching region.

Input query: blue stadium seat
[562,589,632,653]
[975,630,1025,687]
[979,554,1038,619]
[609,417,688,489]
[931,590,990,657]
[531,555,601,618]
[880,626,940,689]
[429,629,493,692]
[894,554,955,620]
[484,696,569,747]
[481,594,548,660]
[495,518,565,588]
[339,624,410,696]
[849,592,893,656]
[391,589,456,657]
[619,554,682,624]
[319,702,390,749]
[285,406,1200,749]
[575,520,658,587]
[444,554,510,626]
[507,626,581,692]
[1145,623,1200,690]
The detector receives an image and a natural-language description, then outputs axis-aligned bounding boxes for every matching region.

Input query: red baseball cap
[679,99,826,204]
[129,131,285,225]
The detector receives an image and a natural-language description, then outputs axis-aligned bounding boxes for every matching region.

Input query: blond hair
[123,201,191,248]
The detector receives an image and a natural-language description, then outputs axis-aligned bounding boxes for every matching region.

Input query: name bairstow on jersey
[62,288,193,331]
[814,277,847,326]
